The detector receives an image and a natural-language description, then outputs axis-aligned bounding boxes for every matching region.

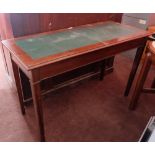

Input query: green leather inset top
[16,22,138,59]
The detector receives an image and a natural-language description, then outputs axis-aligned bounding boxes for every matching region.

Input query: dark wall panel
[10,13,122,37]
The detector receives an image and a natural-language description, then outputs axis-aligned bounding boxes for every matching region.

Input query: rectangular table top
[2,21,151,70]
[15,22,139,59]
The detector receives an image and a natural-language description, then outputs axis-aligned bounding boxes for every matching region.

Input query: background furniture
[0,13,122,101]
[122,13,155,96]
[129,41,155,110]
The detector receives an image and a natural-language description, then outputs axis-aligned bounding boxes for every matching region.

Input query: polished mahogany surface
[2,19,152,142]
[2,21,151,70]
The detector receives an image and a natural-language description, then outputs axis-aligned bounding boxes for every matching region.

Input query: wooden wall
[10,13,122,37]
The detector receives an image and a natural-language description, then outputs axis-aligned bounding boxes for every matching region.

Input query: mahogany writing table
[2,21,151,141]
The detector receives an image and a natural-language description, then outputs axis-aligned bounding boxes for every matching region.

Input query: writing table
[2,21,151,141]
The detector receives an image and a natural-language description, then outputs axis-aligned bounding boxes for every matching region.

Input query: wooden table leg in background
[129,52,152,110]
[151,78,155,88]
[124,45,146,96]
[11,60,25,115]
[30,78,45,142]
[99,59,106,81]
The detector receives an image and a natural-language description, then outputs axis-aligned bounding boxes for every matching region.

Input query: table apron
[11,56,31,78]
[37,37,147,81]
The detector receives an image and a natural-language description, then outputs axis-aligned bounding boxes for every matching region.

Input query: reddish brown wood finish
[9,13,122,37]
[37,37,147,80]
[124,46,146,96]
[11,59,25,114]
[2,21,151,71]
[30,70,45,142]
[0,13,122,99]
[2,21,151,141]
[129,42,155,110]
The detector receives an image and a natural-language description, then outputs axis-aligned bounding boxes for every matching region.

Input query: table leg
[129,52,152,110]
[30,81,45,142]
[11,60,25,115]
[99,60,106,81]
[124,46,145,96]
[151,78,155,88]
